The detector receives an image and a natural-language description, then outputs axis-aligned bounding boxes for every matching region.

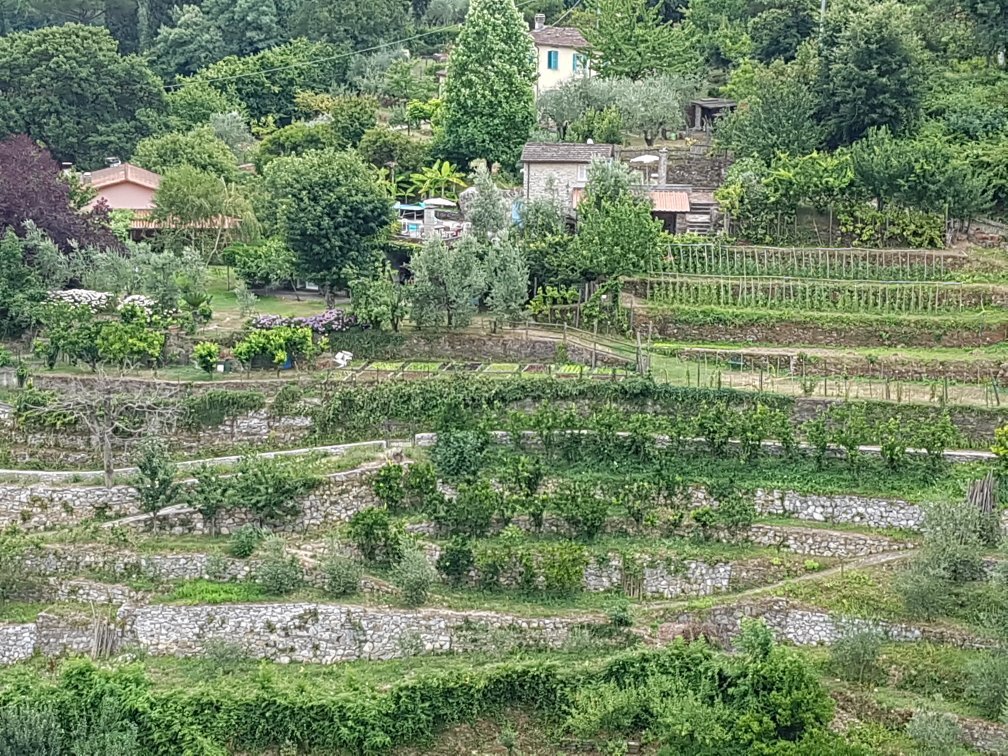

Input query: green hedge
[0,641,841,755]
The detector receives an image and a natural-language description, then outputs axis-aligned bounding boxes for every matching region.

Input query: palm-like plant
[408,160,467,200]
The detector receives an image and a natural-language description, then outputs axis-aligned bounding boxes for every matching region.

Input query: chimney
[82,172,92,184]
[61,162,73,174]
[534,13,545,30]
[105,156,121,167]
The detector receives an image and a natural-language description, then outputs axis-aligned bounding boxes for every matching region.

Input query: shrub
[191,464,233,536]
[403,461,441,512]
[918,499,989,583]
[552,481,610,540]
[322,552,362,597]
[256,537,303,595]
[904,709,963,756]
[539,541,588,595]
[802,418,830,468]
[228,524,262,558]
[372,463,405,510]
[895,571,951,620]
[608,601,633,628]
[232,455,319,526]
[525,494,548,532]
[437,479,499,537]
[132,438,180,516]
[829,629,883,686]
[693,400,735,456]
[435,536,474,585]
[713,489,755,536]
[502,454,544,497]
[431,429,488,481]
[393,543,437,607]
[831,403,868,469]
[965,652,1008,720]
[617,481,657,527]
[348,508,400,564]
[193,341,221,377]
[878,417,908,470]
[916,412,956,470]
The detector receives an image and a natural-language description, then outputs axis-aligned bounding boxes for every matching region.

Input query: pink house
[83,162,162,239]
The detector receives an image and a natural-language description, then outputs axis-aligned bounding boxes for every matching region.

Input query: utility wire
[165,0,553,91]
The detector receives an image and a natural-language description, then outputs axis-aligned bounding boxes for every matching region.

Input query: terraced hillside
[1,373,1006,754]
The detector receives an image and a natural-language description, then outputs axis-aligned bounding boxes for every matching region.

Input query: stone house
[530,13,591,96]
[520,142,616,209]
[521,142,718,234]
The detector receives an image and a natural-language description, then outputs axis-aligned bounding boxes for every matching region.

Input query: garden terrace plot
[632,275,1008,314]
[661,243,972,281]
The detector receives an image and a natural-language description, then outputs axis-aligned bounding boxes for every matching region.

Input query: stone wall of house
[524,163,583,207]
[0,465,382,533]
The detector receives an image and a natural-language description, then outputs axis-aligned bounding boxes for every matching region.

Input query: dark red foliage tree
[0,134,119,252]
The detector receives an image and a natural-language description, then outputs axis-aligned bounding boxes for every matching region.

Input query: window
[577,164,587,181]
[574,53,585,72]
[547,50,559,70]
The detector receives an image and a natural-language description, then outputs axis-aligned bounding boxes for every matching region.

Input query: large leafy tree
[0,24,165,167]
[291,0,410,49]
[615,75,698,146]
[573,160,666,281]
[437,0,536,169]
[816,0,926,146]
[153,166,253,261]
[133,127,238,179]
[0,135,118,252]
[716,62,824,163]
[148,4,225,78]
[485,236,529,326]
[409,234,486,328]
[956,0,1008,59]
[192,39,350,124]
[204,0,282,57]
[0,229,46,337]
[581,0,693,79]
[263,149,394,302]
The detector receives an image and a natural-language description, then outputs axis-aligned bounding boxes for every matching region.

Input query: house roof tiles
[84,163,161,191]
[521,142,616,163]
[531,26,587,48]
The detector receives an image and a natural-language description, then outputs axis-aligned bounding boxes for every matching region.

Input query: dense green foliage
[0,640,838,754]
[437,0,535,168]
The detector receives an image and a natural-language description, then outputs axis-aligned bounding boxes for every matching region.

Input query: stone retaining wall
[3,603,600,665]
[0,624,35,665]
[746,524,910,557]
[666,598,1002,650]
[0,465,382,533]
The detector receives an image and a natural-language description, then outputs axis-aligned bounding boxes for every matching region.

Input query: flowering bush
[118,294,157,316]
[48,289,113,311]
[250,309,357,335]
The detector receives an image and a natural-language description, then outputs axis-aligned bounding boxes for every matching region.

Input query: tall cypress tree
[437,0,536,170]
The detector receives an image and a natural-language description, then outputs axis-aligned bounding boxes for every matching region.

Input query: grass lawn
[204,266,329,333]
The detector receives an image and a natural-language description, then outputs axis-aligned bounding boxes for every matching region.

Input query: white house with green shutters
[530,13,591,96]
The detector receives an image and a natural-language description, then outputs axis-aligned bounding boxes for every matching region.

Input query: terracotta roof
[571,187,690,213]
[649,190,691,213]
[521,142,616,163]
[84,163,162,190]
[531,26,587,48]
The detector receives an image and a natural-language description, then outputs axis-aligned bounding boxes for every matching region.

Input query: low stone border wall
[26,542,785,602]
[662,598,1002,651]
[0,464,383,533]
[0,603,603,666]
[746,524,911,557]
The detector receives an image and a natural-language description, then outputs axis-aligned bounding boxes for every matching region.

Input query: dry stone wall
[0,624,35,665]
[0,465,382,533]
[666,598,1002,650]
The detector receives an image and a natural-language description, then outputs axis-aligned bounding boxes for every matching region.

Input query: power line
[166,0,551,91]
